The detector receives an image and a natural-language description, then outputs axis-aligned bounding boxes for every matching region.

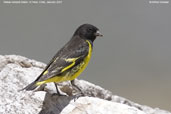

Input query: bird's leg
[71,80,84,96]
[54,83,63,96]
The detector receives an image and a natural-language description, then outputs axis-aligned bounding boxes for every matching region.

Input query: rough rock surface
[0,55,170,114]
[61,97,146,114]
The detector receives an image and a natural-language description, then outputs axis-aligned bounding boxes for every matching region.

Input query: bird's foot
[73,91,85,101]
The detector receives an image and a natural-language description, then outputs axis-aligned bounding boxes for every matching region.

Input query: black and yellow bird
[22,24,103,95]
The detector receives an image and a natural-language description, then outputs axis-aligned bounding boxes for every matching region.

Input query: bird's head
[74,24,103,42]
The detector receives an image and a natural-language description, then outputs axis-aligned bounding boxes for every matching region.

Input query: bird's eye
[88,28,92,31]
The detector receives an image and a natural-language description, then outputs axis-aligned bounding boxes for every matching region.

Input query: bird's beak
[95,31,103,37]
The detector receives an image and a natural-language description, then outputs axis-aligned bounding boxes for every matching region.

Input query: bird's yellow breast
[67,40,92,80]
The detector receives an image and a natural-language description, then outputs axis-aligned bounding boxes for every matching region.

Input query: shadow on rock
[39,93,75,114]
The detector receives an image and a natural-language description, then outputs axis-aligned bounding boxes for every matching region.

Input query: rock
[61,97,146,114]
[0,55,46,114]
[0,55,170,114]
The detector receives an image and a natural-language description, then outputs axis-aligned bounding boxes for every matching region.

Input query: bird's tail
[20,81,38,91]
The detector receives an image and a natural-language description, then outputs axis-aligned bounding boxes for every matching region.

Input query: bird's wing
[35,38,90,82]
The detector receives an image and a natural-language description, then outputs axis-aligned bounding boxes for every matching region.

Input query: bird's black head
[74,24,103,42]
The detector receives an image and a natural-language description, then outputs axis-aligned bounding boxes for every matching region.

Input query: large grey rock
[61,97,146,114]
[0,55,170,114]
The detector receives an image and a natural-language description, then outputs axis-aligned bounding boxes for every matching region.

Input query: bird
[22,24,103,95]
